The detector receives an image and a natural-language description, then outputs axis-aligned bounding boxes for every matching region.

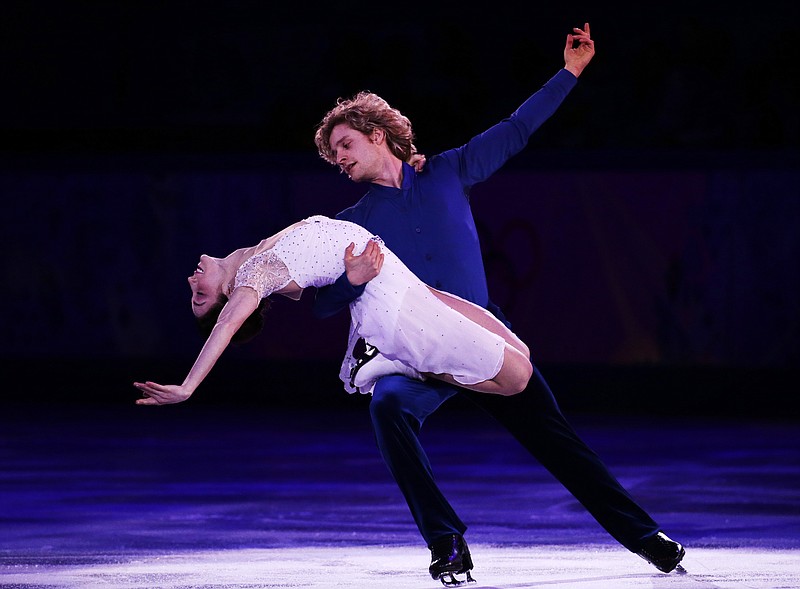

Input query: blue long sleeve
[312,270,366,320]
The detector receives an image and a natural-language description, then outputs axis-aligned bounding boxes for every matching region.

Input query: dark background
[2,1,798,415]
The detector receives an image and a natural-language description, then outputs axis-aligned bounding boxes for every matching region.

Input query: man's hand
[134,381,192,405]
[344,240,384,286]
[564,22,595,78]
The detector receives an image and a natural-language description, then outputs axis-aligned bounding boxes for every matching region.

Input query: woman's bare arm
[134,287,259,405]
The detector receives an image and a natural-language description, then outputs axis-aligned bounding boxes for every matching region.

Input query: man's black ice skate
[428,534,476,587]
[636,531,686,573]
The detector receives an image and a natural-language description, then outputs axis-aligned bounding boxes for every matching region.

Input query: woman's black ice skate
[349,338,380,392]
[349,338,425,394]
[428,534,476,587]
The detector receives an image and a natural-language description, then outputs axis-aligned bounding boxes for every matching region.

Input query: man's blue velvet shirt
[313,69,577,319]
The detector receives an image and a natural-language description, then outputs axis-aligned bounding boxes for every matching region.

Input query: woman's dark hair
[195,294,271,345]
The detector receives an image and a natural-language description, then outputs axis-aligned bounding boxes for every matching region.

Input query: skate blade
[439,570,476,587]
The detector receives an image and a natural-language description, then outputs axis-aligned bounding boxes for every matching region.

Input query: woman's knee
[502,355,533,396]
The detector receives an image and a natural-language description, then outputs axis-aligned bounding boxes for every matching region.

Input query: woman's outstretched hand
[134,381,192,405]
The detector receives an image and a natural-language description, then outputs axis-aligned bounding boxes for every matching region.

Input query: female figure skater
[134,215,532,406]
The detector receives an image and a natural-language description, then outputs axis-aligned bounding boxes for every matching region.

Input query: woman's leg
[353,287,533,396]
[354,345,532,396]
[428,288,529,357]
[425,287,532,396]
[431,344,532,395]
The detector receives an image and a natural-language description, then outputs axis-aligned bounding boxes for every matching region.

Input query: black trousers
[368,365,660,551]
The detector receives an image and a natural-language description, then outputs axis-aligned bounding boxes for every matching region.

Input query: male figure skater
[313,23,685,586]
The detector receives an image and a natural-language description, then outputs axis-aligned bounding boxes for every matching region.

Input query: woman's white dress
[234,215,505,394]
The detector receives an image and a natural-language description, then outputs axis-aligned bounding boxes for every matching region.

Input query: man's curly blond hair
[315,91,417,165]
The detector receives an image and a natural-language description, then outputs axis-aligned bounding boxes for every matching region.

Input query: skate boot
[635,531,686,573]
[349,339,424,394]
[428,534,476,587]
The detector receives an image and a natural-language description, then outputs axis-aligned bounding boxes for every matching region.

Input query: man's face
[329,123,382,183]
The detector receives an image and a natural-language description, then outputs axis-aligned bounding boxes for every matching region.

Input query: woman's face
[187,254,225,317]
